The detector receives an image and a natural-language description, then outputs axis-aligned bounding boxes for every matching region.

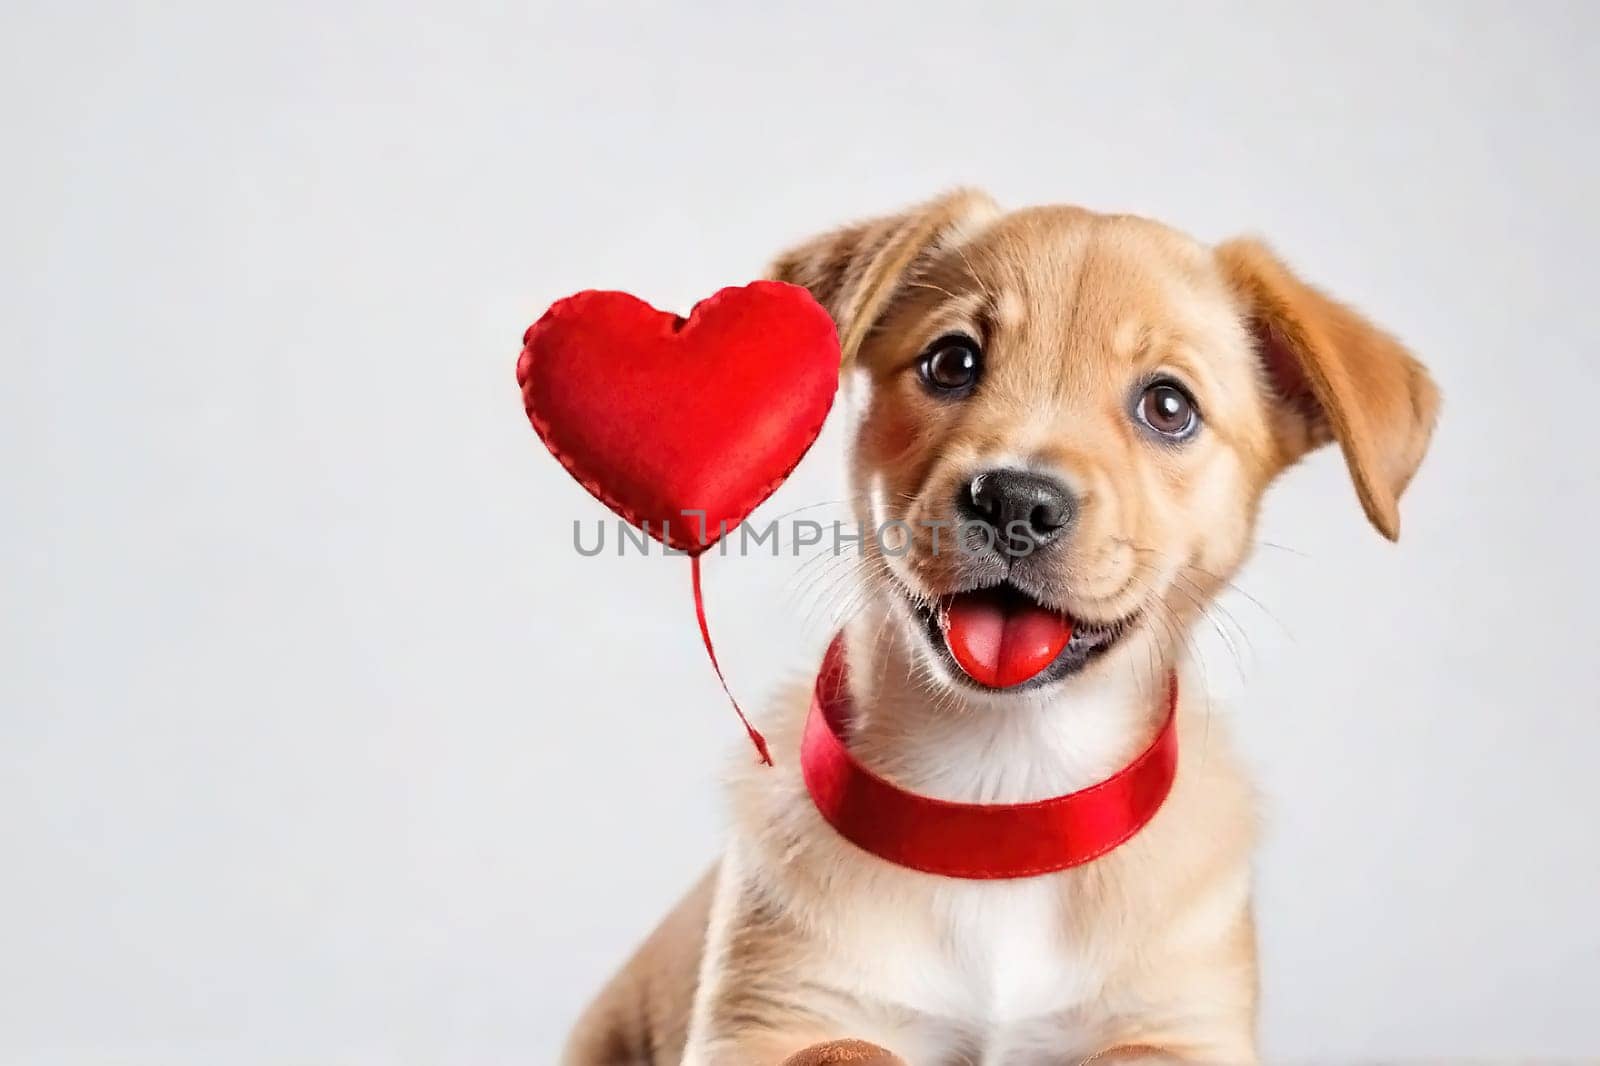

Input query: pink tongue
[940,593,1075,688]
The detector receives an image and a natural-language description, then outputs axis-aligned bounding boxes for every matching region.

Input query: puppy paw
[780,1038,907,1066]
[1078,1046,1175,1065]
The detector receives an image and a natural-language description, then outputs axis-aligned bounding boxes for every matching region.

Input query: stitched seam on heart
[522,383,832,554]
[523,395,673,546]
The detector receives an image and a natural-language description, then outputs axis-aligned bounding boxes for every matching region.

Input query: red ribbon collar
[800,637,1179,879]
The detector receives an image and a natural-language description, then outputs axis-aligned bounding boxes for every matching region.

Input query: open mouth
[906,581,1136,690]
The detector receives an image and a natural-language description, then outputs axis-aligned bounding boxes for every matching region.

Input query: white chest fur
[901,879,1092,1017]
[794,868,1105,1063]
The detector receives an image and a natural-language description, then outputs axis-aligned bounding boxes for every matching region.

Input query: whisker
[952,244,995,303]
[905,280,960,302]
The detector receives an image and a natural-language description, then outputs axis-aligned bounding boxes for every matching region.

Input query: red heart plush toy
[518,281,839,553]
[517,281,841,763]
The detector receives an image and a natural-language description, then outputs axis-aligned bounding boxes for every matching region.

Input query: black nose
[960,468,1075,553]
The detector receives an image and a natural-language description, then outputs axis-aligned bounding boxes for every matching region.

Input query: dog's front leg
[680,937,851,1066]
[781,1040,907,1065]
[682,863,888,1066]
[684,1029,905,1066]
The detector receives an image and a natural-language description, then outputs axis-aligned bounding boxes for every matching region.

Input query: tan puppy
[563,190,1438,1065]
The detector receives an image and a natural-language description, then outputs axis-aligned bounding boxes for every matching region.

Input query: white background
[4,1,1598,1062]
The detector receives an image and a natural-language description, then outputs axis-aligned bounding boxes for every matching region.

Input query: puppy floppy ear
[768,188,1000,367]
[1216,238,1440,541]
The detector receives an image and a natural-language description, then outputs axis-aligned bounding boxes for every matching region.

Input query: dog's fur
[563,191,1438,1065]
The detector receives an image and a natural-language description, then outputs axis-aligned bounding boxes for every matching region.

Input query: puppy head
[771,191,1438,694]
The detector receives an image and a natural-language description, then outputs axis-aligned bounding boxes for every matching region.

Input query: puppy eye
[1135,380,1200,440]
[917,335,982,396]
